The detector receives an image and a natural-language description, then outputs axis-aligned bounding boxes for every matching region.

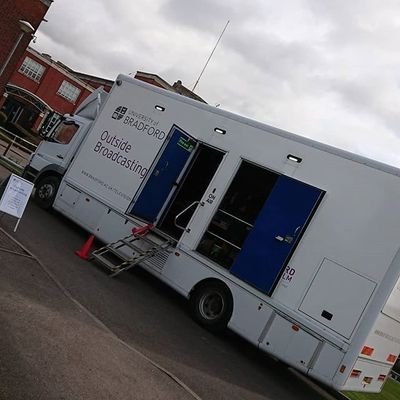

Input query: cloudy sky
[33,0,400,166]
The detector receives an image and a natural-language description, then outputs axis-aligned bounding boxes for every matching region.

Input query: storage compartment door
[261,314,321,370]
[299,259,376,338]
[129,125,197,222]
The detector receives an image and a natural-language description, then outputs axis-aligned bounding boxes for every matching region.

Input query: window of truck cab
[52,121,79,144]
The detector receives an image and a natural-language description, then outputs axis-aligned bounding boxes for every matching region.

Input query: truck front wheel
[34,175,60,209]
[189,281,233,333]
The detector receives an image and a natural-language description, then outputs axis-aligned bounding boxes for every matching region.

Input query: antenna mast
[192,20,230,92]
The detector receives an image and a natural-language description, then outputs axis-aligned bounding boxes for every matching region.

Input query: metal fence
[0,128,37,174]
[391,370,400,382]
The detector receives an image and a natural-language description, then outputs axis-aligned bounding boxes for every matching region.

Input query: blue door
[230,176,323,294]
[131,126,197,222]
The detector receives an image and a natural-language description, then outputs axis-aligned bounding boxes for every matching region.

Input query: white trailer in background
[24,74,400,392]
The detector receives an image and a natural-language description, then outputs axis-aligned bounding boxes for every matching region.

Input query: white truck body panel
[64,82,170,212]
[51,74,400,392]
[298,259,377,339]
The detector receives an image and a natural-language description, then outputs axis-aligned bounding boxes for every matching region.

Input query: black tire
[34,175,60,209]
[189,281,233,333]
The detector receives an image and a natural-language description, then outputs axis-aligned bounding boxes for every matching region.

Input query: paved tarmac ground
[0,165,10,181]
[0,164,333,399]
[0,230,192,400]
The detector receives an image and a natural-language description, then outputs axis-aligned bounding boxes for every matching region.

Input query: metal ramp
[90,224,175,277]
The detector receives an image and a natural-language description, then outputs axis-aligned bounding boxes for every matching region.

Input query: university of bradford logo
[112,106,127,120]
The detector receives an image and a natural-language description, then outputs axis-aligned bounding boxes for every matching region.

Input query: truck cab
[22,87,108,208]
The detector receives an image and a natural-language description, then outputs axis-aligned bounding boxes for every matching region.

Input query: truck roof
[117,74,400,178]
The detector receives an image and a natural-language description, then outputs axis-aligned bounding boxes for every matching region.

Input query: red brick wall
[135,76,168,89]
[0,0,50,98]
[79,78,113,93]
[9,50,93,115]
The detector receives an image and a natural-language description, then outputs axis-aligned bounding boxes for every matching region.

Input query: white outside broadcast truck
[22,74,400,392]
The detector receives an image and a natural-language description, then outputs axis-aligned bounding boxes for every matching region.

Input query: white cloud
[33,0,400,167]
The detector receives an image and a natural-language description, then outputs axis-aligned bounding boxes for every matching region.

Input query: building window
[19,57,45,81]
[57,80,81,103]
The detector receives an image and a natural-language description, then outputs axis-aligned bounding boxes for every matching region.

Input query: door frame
[157,142,227,240]
[127,124,199,224]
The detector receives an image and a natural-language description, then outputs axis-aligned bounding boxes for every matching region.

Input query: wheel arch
[35,164,65,184]
[189,277,234,308]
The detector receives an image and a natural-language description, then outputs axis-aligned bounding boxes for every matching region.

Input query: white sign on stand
[0,174,34,231]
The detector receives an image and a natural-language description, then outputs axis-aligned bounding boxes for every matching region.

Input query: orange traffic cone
[75,234,95,260]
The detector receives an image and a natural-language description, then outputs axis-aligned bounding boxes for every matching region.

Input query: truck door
[230,175,323,294]
[197,160,324,295]
[32,120,81,170]
[129,125,197,223]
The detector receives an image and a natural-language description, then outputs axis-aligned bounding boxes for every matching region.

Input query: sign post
[0,174,34,232]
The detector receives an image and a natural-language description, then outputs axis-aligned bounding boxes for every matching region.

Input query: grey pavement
[0,163,332,399]
[0,164,9,180]
[0,230,192,400]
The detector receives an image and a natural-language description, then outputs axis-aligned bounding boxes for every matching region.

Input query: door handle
[275,226,302,244]
[56,154,64,159]
[275,235,293,244]
[293,225,302,236]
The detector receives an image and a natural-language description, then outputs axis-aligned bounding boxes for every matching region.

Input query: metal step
[91,253,122,272]
[117,238,160,254]
[90,225,175,277]
[91,248,161,275]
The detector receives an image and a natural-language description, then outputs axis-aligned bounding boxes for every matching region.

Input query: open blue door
[230,176,323,294]
[130,126,197,222]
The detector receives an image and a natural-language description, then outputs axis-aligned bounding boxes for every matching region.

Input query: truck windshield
[53,121,79,144]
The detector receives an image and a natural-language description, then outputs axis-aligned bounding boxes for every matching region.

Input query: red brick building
[2,47,94,135]
[0,0,52,102]
[70,71,113,93]
[1,43,206,137]
[134,71,206,103]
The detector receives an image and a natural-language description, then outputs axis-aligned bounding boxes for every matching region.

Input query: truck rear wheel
[189,281,233,333]
[34,175,60,209]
